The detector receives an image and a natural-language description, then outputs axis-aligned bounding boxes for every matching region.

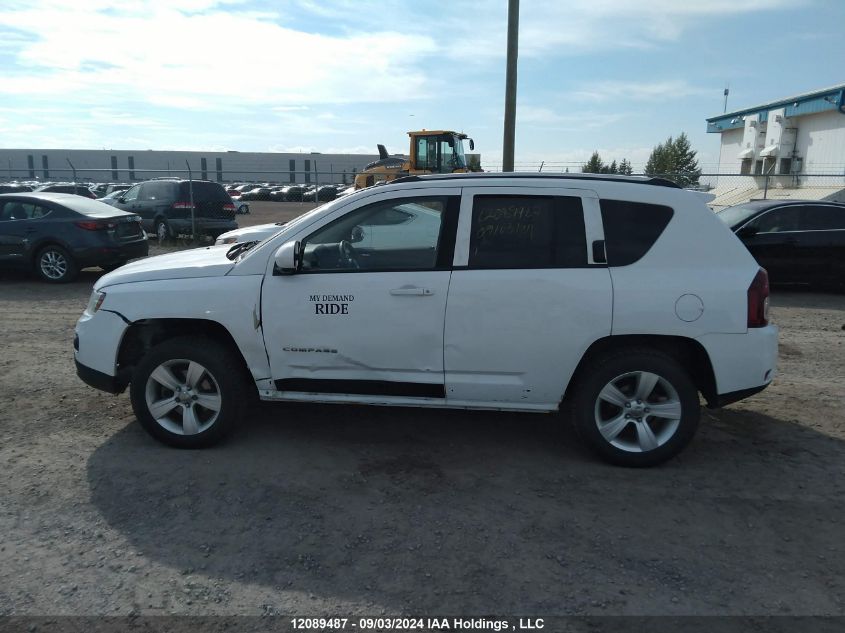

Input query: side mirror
[273,240,301,275]
[350,226,364,243]
[737,224,758,238]
[117,197,126,204]
[468,138,475,151]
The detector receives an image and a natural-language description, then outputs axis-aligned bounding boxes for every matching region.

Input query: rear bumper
[697,325,778,407]
[73,239,149,266]
[168,218,238,235]
[710,383,769,408]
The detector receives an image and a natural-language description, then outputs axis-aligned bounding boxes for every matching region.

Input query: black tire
[155,218,171,241]
[569,348,700,467]
[129,336,250,448]
[34,244,78,283]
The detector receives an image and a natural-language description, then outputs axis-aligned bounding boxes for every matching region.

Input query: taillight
[747,267,770,328]
[75,220,117,230]
[172,202,195,209]
[223,203,236,211]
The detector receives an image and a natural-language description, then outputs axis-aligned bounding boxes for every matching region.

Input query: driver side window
[300,196,454,273]
[122,185,141,202]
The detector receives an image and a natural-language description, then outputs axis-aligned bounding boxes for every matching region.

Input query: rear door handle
[390,286,434,296]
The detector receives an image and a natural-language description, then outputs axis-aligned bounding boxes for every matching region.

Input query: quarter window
[122,185,141,202]
[301,196,454,272]
[600,200,673,266]
[468,195,587,269]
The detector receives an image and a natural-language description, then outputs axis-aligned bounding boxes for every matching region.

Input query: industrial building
[0,148,379,185]
[706,83,845,207]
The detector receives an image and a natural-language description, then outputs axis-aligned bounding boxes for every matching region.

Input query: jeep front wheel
[129,337,248,448]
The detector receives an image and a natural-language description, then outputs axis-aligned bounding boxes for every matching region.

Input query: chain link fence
[1,158,843,211]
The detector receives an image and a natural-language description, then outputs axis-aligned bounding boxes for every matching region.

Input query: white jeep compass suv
[75,174,777,466]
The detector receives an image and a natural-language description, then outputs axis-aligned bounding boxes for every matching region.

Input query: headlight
[85,290,106,314]
[216,236,238,245]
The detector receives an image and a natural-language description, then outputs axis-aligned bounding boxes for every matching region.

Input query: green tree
[582,151,605,174]
[644,132,701,187]
[606,160,618,175]
[618,158,633,175]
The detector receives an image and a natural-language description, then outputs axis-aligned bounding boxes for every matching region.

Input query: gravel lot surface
[1,201,844,616]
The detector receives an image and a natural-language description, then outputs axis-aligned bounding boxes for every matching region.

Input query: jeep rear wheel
[571,349,699,467]
[129,337,248,448]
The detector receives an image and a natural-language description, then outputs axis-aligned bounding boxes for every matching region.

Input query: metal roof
[706,83,845,134]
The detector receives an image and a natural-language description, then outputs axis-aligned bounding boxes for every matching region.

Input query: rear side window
[468,195,586,269]
[600,200,673,266]
[140,181,178,201]
[180,181,230,202]
[802,205,845,231]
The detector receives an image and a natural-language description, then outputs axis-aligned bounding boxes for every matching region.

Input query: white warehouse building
[0,148,380,185]
[706,83,845,208]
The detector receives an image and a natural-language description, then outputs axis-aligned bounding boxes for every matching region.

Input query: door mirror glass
[273,240,301,275]
[468,138,475,151]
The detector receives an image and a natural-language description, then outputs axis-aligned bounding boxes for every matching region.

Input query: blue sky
[0,0,843,171]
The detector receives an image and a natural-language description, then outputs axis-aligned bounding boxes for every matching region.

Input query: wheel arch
[116,318,254,391]
[563,334,718,407]
[29,238,73,264]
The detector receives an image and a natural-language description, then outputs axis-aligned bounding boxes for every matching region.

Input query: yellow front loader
[354,130,478,189]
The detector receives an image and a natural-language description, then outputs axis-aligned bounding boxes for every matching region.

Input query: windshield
[235,194,353,262]
[441,135,466,170]
[716,204,761,229]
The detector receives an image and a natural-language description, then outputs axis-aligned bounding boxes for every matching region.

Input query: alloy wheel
[144,359,222,435]
[593,371,682,453]
[40,250,68,280]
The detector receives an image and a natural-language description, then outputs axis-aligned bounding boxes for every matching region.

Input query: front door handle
[390,286,434,296]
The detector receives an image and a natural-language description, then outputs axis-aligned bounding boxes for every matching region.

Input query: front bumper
[75,359,125,394]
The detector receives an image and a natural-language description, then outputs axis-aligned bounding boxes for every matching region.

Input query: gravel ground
[0,202,844,617]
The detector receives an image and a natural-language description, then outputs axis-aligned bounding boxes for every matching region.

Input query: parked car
[215,222,286,245]
[229,194,250,215]
[0,192,148,282]
[717,199,845,287]
[99,189,129,206]
[303,185,339,202]
[74,173,777,466]
[34,183,97,199]
[284,186,305,202]
[108,179,237,240]
[90,183,131,198]
[0,184,33,194]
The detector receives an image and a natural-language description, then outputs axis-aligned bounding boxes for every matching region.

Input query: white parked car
[74,173,777,466]
[215,222,285,245]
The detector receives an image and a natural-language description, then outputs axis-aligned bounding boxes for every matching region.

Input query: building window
[753,160,763,175]
[740,158,752,175]
[110,155,118,180]
[42,155,50,179]
[289,159,296,183]
[215,157,223,182]
[304,159,311,183]
[779,158,792,175]
[201,158,208,181]
[128,156,136,180]
[27,154,35,179]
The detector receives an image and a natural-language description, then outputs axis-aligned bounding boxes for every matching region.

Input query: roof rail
[389,172,681,189]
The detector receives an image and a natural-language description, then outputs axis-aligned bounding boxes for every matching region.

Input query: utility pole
[723,86,730,113]
[502,0,519,172]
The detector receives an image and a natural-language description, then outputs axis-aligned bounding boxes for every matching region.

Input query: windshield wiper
[226,240,258,260]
